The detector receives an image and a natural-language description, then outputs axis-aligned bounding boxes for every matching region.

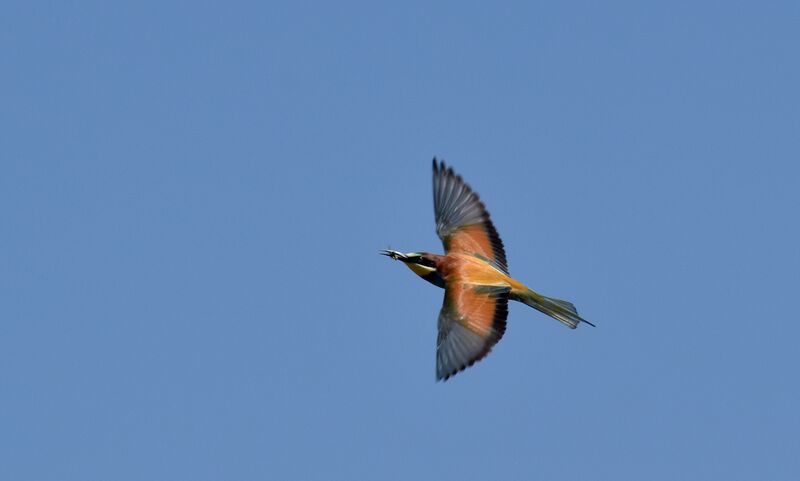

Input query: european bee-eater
[382,159,594,381]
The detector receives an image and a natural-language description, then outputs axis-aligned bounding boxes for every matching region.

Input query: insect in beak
[379,249,405,261]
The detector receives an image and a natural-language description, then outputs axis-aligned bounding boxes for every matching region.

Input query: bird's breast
[438,254,512,287]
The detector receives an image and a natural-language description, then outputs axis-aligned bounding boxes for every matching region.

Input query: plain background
[3,1,799,480]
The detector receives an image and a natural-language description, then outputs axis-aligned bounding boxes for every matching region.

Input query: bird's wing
[432,159,508,274]
[436,283,510,381]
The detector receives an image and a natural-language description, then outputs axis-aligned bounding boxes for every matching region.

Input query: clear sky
[2,1,799,480]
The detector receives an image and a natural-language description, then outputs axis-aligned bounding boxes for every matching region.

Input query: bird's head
[380,249,444,288]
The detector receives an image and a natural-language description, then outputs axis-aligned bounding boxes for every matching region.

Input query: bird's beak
[380,249,406,261]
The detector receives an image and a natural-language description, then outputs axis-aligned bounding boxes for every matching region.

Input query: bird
[381,159,594,381]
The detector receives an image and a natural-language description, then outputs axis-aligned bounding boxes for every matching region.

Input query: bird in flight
[382,159,594,381]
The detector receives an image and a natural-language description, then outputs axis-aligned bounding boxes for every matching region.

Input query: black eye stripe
[406,255,435,268]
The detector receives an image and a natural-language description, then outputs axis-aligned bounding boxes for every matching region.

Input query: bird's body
[382,159,593,381]
[438,252,522,290]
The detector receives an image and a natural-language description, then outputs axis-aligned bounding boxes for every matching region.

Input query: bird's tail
[516,288,595,329]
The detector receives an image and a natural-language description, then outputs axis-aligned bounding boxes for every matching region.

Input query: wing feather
[436,284,510,381]
[432,159,508,274]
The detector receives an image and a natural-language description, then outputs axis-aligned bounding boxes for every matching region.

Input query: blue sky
[2,1,799,480]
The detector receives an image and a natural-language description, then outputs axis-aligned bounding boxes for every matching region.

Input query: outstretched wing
[432,159,508,274]
[436,284,510,381]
